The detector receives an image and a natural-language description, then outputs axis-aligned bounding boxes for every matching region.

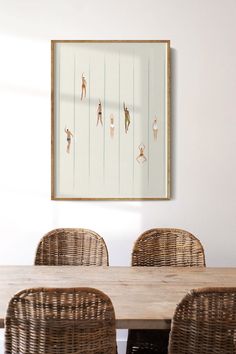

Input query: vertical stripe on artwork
[57,45,61,192]
[163,47,166,185]
[118,52,121,195]
[103,54,106,182]
[73,53,76,189]
[147,56,150,186]
[88,62,91,179]
[132,49,135,192]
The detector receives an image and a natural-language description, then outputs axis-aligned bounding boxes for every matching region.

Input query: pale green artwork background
[54,42,169,199]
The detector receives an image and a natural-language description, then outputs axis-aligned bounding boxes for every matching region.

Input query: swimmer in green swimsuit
[123,102,131,133]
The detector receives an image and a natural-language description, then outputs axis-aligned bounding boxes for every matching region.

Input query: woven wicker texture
[5,287,117,354]
[35,228,109,266]
[168,287,236,354]
[126,228,206,354]
[132,228,206,267]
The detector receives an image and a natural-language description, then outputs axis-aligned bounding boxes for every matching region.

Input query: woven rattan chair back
[5,287,117,354]
[132,228,206,267]
[126,229,206,354]
[35,228,109,266]
[168,287,236,354]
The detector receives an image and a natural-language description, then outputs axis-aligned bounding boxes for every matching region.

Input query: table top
[0,266,236,329]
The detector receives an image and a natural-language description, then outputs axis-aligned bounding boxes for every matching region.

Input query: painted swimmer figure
[153,116,158,141]
[97,100,103,126]
[64,127,73,153]
[81,73,87,100]
[136,143,147,164]
[123,102,131,133]
[110,114,115,138]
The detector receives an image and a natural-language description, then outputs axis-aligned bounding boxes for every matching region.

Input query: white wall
[0,0,236,352]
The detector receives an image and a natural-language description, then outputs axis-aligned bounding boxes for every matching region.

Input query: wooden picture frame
[51,40,171,200]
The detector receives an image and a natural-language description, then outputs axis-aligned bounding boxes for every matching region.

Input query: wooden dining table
[0,266,235,329]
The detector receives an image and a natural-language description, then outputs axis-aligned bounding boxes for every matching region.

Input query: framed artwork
[51,40,170,200]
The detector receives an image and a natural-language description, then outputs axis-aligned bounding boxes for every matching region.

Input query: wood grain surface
[0,266,235,329]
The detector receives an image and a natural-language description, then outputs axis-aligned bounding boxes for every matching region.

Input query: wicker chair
[168,287,236,354]
[5,287,117,354]
[126,228,206,354]
[35,228,109,266]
